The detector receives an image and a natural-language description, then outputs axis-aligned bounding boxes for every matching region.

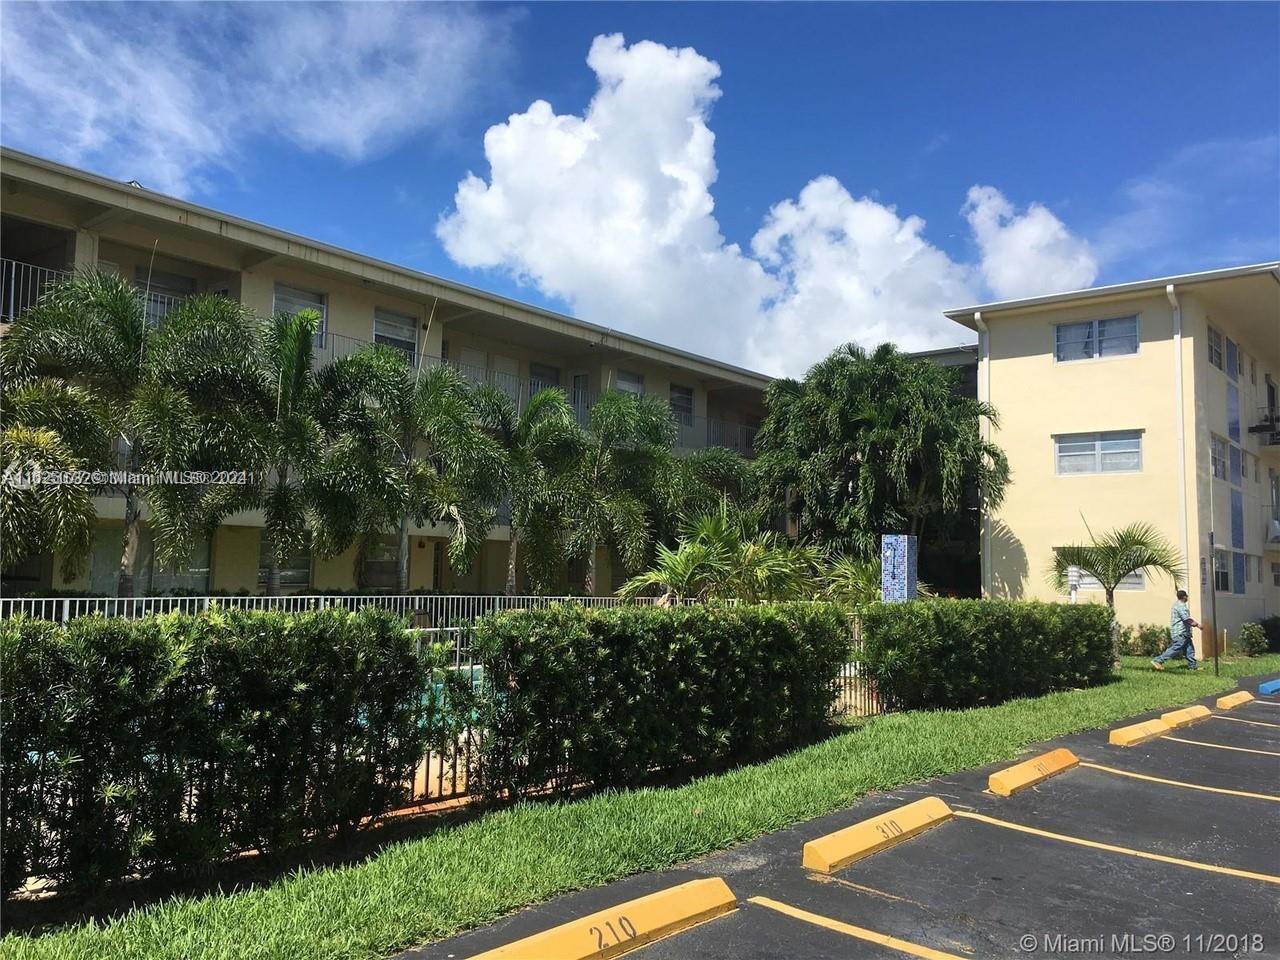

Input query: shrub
[1258,616,1280,653]
[1237,622,1268,657]
[1119,623,1169,657]
[0,606,432,895]
[470,602,850,799]
[859,599,1114,710]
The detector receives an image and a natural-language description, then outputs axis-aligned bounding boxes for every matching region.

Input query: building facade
[1,148,770,596]
[946,263,1280,651]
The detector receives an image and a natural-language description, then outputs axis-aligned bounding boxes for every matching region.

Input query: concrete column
[72,230,99,271]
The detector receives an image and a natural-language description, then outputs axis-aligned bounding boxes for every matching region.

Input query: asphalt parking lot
[408,676,1280,960]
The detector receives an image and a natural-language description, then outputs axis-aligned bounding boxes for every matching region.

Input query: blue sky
[2,2,1276,374]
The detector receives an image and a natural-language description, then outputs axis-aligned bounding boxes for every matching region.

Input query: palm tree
[619,498,822,602]
[1,272,261,595]
[317,348,506,593]
[1049,521,1185,608]
[567,390,675,595]
[198,307,325,596]
[1,376,110,581]
[474,385,582,595]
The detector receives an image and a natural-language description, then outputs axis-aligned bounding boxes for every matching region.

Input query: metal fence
[2,593,883,805]
[0,592,664,625]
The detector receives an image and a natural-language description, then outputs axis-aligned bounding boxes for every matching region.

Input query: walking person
[1152,589,1200,670]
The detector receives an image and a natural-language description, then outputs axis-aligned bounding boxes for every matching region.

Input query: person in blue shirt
[1152,589,1200,670]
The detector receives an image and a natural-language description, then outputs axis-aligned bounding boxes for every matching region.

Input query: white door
[458,347,487,385]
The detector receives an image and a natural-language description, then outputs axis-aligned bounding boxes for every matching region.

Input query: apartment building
[1,147,769,596]
[946,262,1280,651]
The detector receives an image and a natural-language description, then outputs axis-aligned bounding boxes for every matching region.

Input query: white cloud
[0,3,503,194]
[963,185,1098,300]
[439,35,1095,376]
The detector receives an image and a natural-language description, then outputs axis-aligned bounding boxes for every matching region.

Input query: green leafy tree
[474,385,583,595]
[1049,521,1185,609]
[754,343,1009,559]
[567,391,676,595]
[317,349,507,593]
[1,272,262,595]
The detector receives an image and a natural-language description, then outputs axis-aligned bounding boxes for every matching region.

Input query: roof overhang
[944,261,1280,331]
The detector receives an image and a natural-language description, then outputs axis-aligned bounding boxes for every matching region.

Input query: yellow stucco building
[1,148,769,597]
[946,262,1280,653]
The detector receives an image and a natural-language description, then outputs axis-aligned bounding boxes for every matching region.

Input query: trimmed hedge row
[860,599,1114,710]
[470,602,851,799]
[1,607,443,895]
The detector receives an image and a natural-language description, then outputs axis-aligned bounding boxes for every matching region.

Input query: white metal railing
[1,258,70,322]
[0,592,674,624]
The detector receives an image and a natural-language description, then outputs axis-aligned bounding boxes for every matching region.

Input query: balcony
[312,328,758,456]
[1248,404,1280,450]
[1,258,190,327]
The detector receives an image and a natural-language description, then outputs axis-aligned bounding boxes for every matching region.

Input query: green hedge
[0,607,442,895]
[859,599,1114,710]
[470,602,850,799]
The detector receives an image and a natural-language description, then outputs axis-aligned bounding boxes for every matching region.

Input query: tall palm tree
[1,272,261,595]
[474,385,582,595]
[200,307,324,596]
[1049,521,1185,608]
[567,390,675,595]
[317,348,506,593]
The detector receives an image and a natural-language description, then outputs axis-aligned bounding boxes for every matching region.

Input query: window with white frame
[1054,316,1138,362]
[670,384,694,426]
[1078,569,1144,592]
[1055,431,1142,474]
[1272,561,1280,588]
[373,309,418,363]
[1211,435,1228,480]
[616,369,645,396]
[1208,327,1223,370]
[1214,549,1231,592]
[274,284,327,348]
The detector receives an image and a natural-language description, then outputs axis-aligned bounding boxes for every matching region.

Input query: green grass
[5,655,1277,960]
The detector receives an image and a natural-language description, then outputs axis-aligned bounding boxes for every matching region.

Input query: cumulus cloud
[0,3,503,194]
[964,185,1098,300]
[439,35,1094,376]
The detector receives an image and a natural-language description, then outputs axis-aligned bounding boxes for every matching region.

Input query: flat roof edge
[1,145,772,387]
[944,261,1280,322]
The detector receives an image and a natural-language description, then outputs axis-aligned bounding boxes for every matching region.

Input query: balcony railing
[1248,405,1280,447]
[1,258,69,322]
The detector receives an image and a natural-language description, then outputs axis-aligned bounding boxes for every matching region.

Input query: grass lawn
[5,654,1277,960]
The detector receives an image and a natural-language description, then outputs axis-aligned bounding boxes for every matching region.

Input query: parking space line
[747,897,968,960]
[1210,714,1280,729]
[951,811,1280,885]
[1162,736,1280,757]
[1077,761,1280,802]
[462,877,737,959]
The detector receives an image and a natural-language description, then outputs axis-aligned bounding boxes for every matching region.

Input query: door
[458,348,487,386]
[491,354,519,403]
[570,372,591,426]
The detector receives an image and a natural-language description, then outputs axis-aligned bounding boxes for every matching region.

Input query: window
[616,369,644,396]
[1078,569,1144,592]
[258,532,311,589]
[1272,561,1280,588]
[670,384,694,426]
[1214,549,1231,592]
[274,284,327,348]
[373,309,417,364]
[529,362,561,393]
[359,535,399,591]
[1211,436,1228,480]
[1055,431,1142,474]
[1250,357,1257,385]
[1208,327,1223,370]
[1054,316,1138,361]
